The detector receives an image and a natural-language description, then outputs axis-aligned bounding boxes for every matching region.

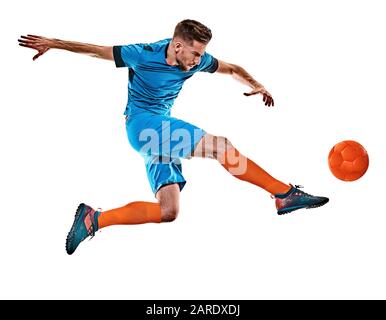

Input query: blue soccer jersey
[113,38,218,116]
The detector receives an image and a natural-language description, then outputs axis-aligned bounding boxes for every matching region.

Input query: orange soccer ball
[328,140,369,181]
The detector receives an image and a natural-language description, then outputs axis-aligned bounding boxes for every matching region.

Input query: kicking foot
[274,184,329,215]
[66,203,100,255]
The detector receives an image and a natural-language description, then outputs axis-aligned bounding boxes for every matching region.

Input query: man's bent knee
[214,136,234,159]
[192,134,234,159]
[156,183,180,222]
[161,207,179,222]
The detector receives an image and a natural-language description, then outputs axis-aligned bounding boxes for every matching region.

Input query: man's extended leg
[65,184,180,255]
[192,133,291,195]
[192,133,328,214]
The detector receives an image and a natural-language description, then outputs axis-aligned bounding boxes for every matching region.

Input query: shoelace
[87,225,95,239]
[271,184,313,199]
[86,207,102,240]
[293,185,315,198]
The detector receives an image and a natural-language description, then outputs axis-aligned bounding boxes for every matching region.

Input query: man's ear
[175,42,182,53]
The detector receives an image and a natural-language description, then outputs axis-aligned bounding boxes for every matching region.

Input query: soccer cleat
[66,203,100,255]
[274,184,329,215]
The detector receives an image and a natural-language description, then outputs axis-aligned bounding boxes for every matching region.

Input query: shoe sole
[277,198,329,215]
[65,203,85,255]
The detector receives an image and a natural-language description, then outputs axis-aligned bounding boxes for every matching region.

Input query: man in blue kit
[18,19,328,255]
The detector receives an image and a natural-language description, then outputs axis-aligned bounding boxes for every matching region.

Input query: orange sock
[220,147,291,195]
[98,201,161,229]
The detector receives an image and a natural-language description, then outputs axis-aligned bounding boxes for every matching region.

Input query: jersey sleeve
[198,52,219,73]
[113,44,144,68]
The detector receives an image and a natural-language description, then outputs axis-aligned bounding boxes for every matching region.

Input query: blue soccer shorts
[125,111,206,194]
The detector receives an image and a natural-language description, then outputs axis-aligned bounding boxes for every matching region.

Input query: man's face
[174,39,207,72]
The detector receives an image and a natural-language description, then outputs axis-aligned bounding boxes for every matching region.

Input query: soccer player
[18,20,329,255]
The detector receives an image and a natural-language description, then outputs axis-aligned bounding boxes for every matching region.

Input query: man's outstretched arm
[216,60,274,107]
[18,34,113,61]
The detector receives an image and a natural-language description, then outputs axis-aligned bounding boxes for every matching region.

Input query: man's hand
[18,35,114,61]
[244,86,274,107]
[216,60,275,107]
[18,34,55,61]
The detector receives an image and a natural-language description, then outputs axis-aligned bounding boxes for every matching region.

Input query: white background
[1,0,385,299]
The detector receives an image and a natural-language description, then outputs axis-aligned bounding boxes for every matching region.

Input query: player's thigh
[126,113,206,159]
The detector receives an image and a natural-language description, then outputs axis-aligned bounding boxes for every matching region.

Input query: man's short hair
[173,19,212,44]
